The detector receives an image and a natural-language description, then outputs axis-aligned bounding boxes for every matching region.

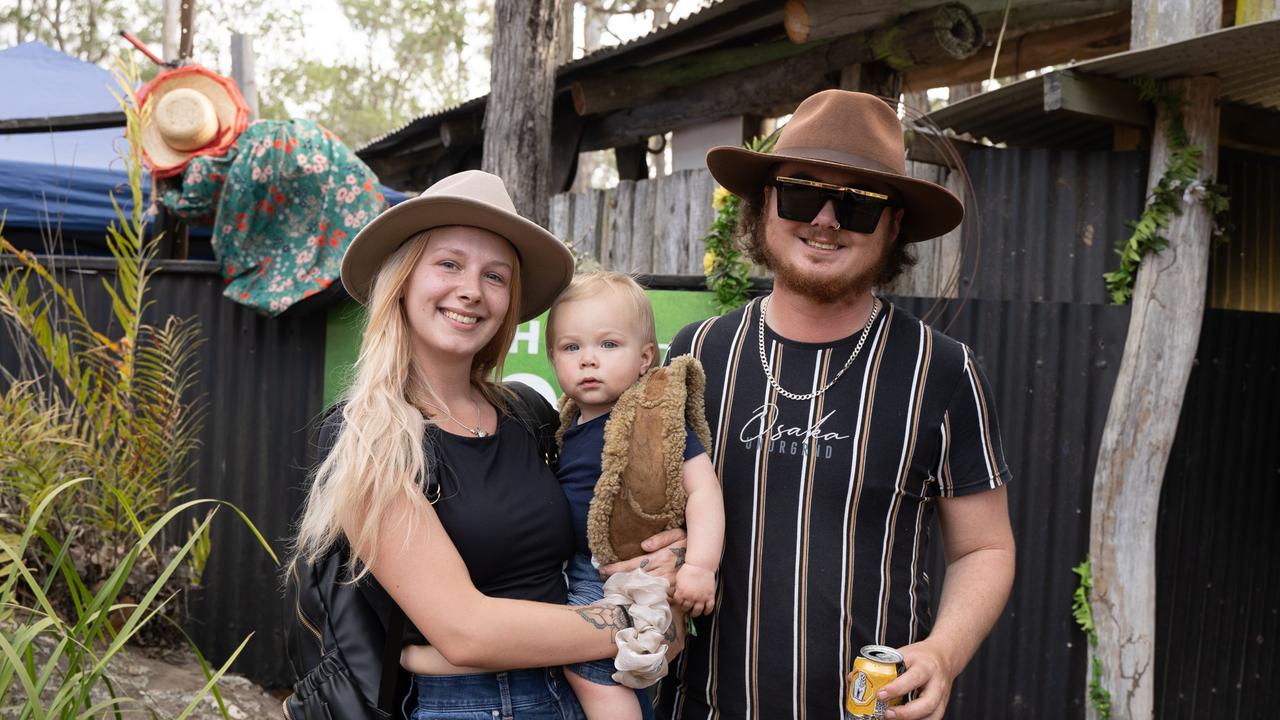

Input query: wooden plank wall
[549,168,718,275]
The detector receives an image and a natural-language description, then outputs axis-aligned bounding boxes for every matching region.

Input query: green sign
[323,290,722,408]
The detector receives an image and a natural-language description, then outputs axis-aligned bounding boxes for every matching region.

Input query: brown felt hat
[706,89,962,242]
[341,170,574,321]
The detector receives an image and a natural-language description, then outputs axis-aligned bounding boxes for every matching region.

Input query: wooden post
[483,0,560,229]
[1085,1,1222,717]
[162,0,180,62]
[230,34,258,120]
[178,0,196,60]
[1087,76,1220,720]
[615,143,648,181]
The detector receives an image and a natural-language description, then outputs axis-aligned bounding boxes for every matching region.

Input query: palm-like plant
[0,54,278,718]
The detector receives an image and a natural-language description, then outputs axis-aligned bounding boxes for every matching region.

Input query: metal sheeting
[0,257,325,687]
[1156,308,1280,719]
[960,146,1147,305]
[1209,147,1280,313]
[925,20,1280,148]
[890,296,1132,719]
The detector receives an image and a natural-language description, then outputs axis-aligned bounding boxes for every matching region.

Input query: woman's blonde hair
[545,271,657,358]
[292,228,523,578]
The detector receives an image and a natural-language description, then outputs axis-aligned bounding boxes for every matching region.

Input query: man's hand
[880,640,954,720]
[599,528,688,584]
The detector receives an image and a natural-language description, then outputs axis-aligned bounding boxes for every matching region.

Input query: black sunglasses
[771,176,895,234]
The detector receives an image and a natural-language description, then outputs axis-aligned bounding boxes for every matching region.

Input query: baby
[547,271,724,720]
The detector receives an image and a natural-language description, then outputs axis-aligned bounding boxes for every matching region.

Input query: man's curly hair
[735,190,916,287]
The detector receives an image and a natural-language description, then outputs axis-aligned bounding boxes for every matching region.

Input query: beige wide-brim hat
[138,65,249,178]
[706,90,963,242]
[341,170,575,322]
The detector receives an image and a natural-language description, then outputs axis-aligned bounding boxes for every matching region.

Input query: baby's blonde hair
[546,271,657,358]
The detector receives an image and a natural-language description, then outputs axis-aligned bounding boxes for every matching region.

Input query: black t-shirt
[660,299,1010,719]
[318,402,574,646]
[427,413,575,605]
[558,411,706,557]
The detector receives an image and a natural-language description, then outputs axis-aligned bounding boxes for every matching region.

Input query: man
[609,90,1015,719]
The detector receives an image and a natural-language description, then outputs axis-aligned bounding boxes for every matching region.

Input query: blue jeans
[407,668,585,720]
[564,552,655,719]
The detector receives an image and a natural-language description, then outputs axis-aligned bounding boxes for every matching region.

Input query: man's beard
[759,226,891,304]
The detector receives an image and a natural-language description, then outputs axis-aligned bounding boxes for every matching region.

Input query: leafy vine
[1103,78,1231,304]
[702,132,778,313]
[1072,556,1112,718]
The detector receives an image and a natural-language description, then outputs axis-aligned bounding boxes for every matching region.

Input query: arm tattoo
[575,604,631,632]
[664,620,678,643]
[670,547,686,568]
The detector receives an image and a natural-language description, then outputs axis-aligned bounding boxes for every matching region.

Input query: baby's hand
[673,563,717,616]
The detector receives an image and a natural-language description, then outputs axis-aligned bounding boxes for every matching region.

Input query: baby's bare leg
[564,668,642,720]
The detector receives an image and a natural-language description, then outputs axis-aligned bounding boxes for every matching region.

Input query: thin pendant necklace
[757,295,882,402]
[423,392,489,437]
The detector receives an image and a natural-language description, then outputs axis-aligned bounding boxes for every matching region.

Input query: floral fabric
[160,119,386,315]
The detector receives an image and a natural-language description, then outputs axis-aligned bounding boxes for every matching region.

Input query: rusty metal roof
[924,19,1280,148]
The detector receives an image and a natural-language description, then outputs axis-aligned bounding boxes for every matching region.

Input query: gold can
[845,644,905,719]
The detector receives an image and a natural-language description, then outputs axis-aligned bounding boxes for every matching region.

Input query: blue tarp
[0,42,406,247]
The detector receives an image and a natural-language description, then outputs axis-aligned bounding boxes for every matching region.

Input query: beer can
[844,644,905,719]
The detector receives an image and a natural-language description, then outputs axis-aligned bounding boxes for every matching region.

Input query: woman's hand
[673,563,716,616]
[599,528,688,585]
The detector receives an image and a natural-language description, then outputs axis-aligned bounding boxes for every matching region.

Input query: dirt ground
[5,642,288,719]
[104,646,286,719]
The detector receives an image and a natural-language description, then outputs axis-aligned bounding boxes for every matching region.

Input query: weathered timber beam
[904,128,980,167]
[905,12,1129,89]
[784,0,1126,43]
[440,117,482,147]
[1044,70,1151,127]
[571,37,830,116]
[1219,102,1280,156]
[582,4,982,151]
[0,111,127,134]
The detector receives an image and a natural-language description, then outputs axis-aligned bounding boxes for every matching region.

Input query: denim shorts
[407,667,585,720]
[564,552,620,686]
[563,554,656,719]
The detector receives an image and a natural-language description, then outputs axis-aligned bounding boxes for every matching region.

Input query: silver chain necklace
[757,295,882,402]
[423,393,488,437]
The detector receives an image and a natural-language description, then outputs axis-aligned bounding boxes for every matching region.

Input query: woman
[292,171,679,719]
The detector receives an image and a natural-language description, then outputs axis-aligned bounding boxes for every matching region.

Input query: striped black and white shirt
[660,298,1009,720]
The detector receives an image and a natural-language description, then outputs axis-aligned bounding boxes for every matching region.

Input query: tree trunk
[1086,74,1221,720]
[483,0,561,229]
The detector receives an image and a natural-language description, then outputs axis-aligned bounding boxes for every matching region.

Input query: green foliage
[1104,78,1232,304]
[0,55,208,645]
[0,0,145,64]
[0,478,276,717]
[702,132,779,314]
[1072,557,1111,718]
[259,0,486,148]
[1070,558,1096,642]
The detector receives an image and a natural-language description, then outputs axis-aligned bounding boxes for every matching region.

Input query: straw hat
[138,65,249,178]
[341,170,575,322]
[706,90,963,242]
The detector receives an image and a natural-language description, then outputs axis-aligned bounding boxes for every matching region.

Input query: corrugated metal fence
[4,145,1276,716]
[0,256,325,687]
